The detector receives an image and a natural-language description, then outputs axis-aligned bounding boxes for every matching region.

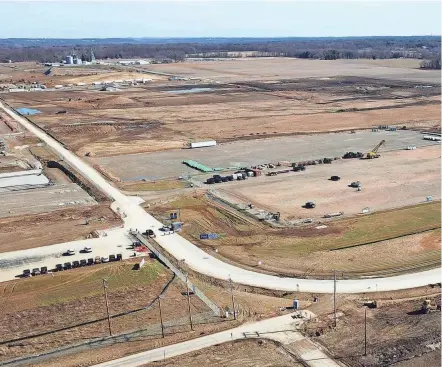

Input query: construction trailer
[189,140,217,149]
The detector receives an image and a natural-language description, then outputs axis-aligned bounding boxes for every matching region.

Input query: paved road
[92,311,341,367]
[1,101,440,293]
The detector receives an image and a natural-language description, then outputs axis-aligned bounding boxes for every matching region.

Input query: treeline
[420,56,441,69]
[0,36,440,63]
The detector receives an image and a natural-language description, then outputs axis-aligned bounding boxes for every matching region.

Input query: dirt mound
[97,96,137,108]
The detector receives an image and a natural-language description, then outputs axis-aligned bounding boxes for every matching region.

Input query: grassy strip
[330,226,441,251]
[275,202,441,255]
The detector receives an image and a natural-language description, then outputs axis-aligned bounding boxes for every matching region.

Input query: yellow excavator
[366,140,386,159]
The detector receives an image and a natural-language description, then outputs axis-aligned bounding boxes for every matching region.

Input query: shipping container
[190,140,217,149]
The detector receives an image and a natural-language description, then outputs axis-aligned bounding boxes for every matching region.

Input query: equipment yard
[93,129,439,181]
[216,145,441,220]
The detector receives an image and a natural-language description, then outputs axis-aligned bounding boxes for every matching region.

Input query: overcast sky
[0,1,440,38]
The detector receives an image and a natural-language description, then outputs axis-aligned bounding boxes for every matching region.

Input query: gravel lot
[94,130,440,180]
[0,183,96,217]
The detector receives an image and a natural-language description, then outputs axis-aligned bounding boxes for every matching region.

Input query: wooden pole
[102,279,112,336]
[364,308,367,356]
[229,277,236,320]
[186,275,193,331]
[158,296,165,338]
[333,270,337,328]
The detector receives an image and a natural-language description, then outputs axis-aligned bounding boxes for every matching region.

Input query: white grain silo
[66,55,73,64]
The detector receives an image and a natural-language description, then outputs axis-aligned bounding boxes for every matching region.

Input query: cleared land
[0,182,97,217]
[0,204,121,253]
[312,297,441,367]
[149,194,441,278]
[147,339,301,367]
[144,58,441,83]
[217,146,441,220]
[0,62,165,88]
[2,66,439,157]
[93,129,439,180]
[0,260,218,362]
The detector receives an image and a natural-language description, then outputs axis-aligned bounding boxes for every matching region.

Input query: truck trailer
[189,141,217,149]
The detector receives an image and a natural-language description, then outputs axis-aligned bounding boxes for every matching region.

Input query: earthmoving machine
[366,140,386,159]
[421,298,441,314]
[305,202,316,209]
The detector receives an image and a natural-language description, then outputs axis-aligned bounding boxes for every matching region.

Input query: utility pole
[229,276,236,320]
[364,307,367,356]
[102,278,112,336]
[333,270,337,328]
[185,275,193,331]
[158,296,165,338]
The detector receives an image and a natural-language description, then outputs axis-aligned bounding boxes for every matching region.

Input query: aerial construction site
[0,32,440,367]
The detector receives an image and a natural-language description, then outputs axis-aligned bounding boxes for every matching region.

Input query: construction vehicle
[350,181,361,188]
[343,151,364,159]
[305,202,316,209]
[366,140,386,159]
[330,175,341,181]
[421,298,441,314]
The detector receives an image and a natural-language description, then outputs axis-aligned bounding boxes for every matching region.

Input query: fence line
[130,230,222,317]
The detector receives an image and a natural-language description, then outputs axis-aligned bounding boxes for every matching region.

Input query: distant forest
[0,36,440,69]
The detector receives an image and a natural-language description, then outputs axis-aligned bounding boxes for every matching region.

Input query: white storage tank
[74,58,82,65]
[66,56,73,64]
[190,140,217,149]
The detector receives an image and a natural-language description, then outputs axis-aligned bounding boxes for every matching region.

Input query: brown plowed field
[2,71,439,156]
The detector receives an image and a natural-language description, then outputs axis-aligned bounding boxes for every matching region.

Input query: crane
[366,140,386,159]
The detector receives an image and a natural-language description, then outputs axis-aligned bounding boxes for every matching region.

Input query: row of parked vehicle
[22,253,123,277]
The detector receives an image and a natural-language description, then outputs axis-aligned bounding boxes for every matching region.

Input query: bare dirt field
[0,62,164,88]
[144,58,441,84]
[0,203,122,253]
[0,260,220,362]
[217,146,441,220]
[311,297,441,367]
[149,193,441,278]
[147,339,302,367]
[2,69,439,157]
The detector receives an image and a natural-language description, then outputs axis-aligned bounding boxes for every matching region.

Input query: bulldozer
[366,140,386,159]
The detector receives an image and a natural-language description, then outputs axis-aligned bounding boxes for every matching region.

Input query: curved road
[2,101,440,294]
